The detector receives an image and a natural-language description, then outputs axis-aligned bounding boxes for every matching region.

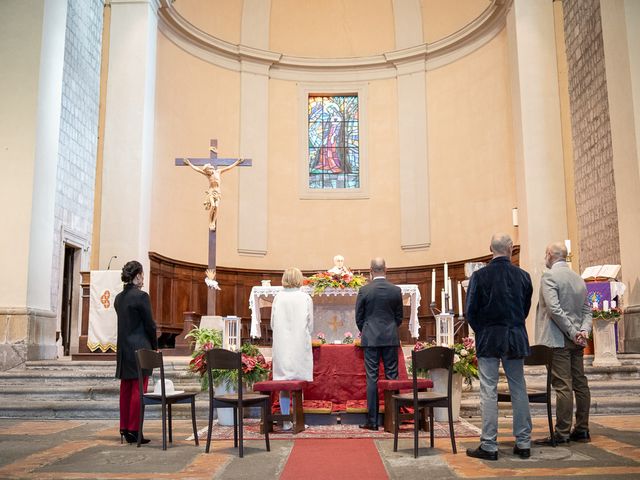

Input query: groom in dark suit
[356,257,404,430]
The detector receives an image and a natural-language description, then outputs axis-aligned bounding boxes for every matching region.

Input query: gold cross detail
[328,316,344,332]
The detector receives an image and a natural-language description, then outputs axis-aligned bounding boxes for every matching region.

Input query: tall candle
[593,301,598,309]
[443,263,449,295]
[564,239,572,255]
[441,288,446,313]
[448,278,453,311]
[457,281,463,316]
[431,269,436,303]
[603,300,609,312]
[611,300,617,309]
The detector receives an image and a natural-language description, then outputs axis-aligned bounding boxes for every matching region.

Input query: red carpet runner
[280,439,389,480]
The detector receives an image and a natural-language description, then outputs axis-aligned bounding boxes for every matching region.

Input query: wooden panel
[147,247,520,344]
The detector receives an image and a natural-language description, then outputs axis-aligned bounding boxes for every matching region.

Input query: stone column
[99,0,158,276]
[0,0,67,368]
[507,0,569,332]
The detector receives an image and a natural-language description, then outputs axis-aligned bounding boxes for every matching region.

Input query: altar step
[459,354,640,418]
[1,355,639,420]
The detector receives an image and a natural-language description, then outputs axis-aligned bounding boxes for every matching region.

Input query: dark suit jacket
[466,256,532,359]
[355,278,403,347]
[115,284,158,380]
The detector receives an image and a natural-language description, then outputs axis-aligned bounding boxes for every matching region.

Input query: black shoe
[466,446,498,461]
[358,423,379,431]
[534,434,569,446]
[513,445,531,459]
[120,429,128,444]
[124,431,150,444]
[569,429,591,443]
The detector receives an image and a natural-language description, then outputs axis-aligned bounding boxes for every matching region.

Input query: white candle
[564,239,571,255]
[431,269,436,303]
[448,278,453,311]
[603,300,609,311]
[457,281,463,316]
[593,301,598,309]
[611,300,617,309]
[443,263,448,295]
[441,288,446,313]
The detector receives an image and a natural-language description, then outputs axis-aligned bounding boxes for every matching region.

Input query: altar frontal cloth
[87,270,122,352]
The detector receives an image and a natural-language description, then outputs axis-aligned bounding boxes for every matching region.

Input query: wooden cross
[328,316,344,332]
[175,139,252,315]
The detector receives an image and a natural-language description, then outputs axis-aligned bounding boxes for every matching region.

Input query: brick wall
[562,0,621,271]
[51,0,103,311]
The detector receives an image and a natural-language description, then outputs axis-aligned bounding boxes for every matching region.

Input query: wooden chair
[204,348,271,457]
[379,378,433,433]
[392,346,457,457]
[498,344,555,446]
[253,380,308,434]
[135,349,199,450]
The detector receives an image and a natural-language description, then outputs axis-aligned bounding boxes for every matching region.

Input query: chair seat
[216,392,270,405]
[379,379,433,390]
[393,391,447,402]
[253,380,308,392]
[143,392,197,404]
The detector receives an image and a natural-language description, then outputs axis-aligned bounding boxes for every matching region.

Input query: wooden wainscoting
[147,248,519,345]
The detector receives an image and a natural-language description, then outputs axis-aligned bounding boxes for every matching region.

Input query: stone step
[0,384,204,402]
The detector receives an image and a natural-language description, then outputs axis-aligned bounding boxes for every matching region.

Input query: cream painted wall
[151,33,241,264]
[150,25,515,271]
[422,0,491,44]
[0,0,43,306]
[173,0,242,45]
[269,0,395,57]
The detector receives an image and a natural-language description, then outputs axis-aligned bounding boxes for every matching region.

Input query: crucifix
[175,139,252,315]
[327,316,344,333]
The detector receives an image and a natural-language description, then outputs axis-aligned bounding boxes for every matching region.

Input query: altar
[249,285,422,342]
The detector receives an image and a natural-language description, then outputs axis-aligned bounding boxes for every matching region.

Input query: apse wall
[150,2,516,271]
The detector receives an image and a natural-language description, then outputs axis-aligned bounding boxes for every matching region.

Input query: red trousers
[119,377,149,431]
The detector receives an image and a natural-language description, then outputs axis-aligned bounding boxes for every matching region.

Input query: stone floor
[0,415,638,479]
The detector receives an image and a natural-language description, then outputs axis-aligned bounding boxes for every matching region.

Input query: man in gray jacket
[534,242,592,445]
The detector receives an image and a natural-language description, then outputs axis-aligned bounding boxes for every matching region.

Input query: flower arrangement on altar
[411,337,479,386]
[186,326,270,390]
[303,271,367,295]
[312,332,327,347]
[342,331,354,344]
[592,306,623,322]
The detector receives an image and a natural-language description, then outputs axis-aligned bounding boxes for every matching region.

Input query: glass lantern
[436,313,454,347]
[223,315,241,351]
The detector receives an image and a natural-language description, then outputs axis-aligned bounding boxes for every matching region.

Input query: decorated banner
[87,270,123,352]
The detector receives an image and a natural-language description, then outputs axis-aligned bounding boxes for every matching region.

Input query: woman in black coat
[115,260,158,444]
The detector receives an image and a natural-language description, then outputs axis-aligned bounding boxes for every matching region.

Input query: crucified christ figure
[183,158,244,231]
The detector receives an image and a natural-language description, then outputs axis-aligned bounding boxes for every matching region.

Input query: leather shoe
[534,434,569,446]
[358,423,378,431]
[569,429,591,443]
[466,446,498,461]
[513,445,531,459]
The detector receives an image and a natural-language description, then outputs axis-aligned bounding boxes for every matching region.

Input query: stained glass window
[308,95,360,189]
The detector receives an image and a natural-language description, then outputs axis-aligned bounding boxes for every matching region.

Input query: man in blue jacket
[465,233,533,460]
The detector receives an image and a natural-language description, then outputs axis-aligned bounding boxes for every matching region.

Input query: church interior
[1,0,639,478]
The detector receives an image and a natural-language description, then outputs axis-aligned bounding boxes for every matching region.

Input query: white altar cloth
[249,285,421,339]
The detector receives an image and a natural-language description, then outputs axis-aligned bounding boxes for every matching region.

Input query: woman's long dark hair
[121,260,143,284]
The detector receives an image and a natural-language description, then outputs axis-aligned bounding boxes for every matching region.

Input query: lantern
[223,315,241,351]
[436,313,454,347]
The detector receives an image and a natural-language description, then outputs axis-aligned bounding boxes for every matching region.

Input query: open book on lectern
[581,264,621,281]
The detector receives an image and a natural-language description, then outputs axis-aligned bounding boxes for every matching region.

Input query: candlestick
[443,263,448,295]
[457,281,463,316]
[431,269,436,303]
[441,288,446,313]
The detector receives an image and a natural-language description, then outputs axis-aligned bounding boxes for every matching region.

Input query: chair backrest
[526,345,553,398]
[135,348,166,398]
[204,348,243,400]
[412,346,455,397]
[524,345,553,367]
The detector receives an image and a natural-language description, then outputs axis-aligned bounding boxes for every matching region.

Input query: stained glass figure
[308,95,360,189]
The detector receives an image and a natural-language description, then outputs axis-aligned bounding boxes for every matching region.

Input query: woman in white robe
[271,267,314,429]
